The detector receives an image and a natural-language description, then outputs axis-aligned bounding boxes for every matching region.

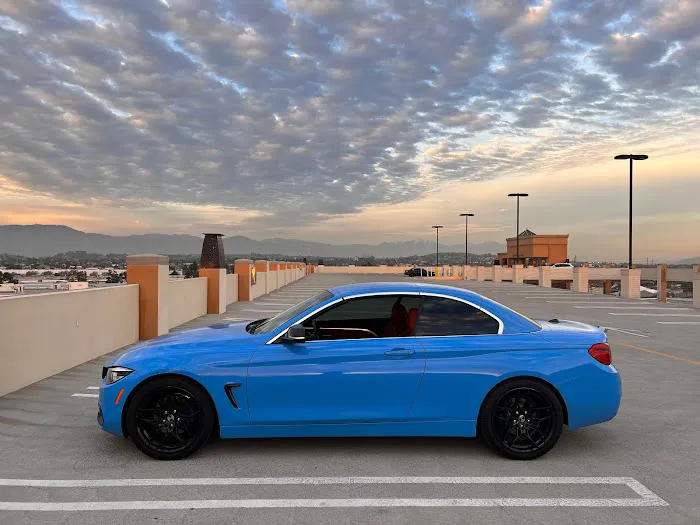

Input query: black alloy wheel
[126,376,214,460]
[479,378,563,460]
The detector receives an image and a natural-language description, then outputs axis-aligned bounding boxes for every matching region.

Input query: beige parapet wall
[167,278,208,329]
[252,271,268,299]
[0,285,139,397]
[0,258,313,397]
[226,274,239,305]
[316,265,412,274]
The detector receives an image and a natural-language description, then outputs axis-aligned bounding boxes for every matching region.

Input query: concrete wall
[0,285,139,397]
[589,268,623,280]
[550,267,574,281]
[226,274,239,305]
[519,267,539,281]
[316,265,411,274]
[167,278,207,329]
[667,268,694,282]
[252,272,267,299]
[0,258,313,397]
[267,270,278,292]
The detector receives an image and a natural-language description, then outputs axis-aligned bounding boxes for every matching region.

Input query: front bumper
[98,371,145,436]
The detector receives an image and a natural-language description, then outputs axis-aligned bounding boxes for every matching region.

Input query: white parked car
[551,263,574,268]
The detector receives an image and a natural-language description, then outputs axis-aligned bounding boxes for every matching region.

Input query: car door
[247,294,426,425]
[407,294,505,422]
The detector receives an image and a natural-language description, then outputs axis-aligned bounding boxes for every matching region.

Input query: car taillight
[588,342,612,365]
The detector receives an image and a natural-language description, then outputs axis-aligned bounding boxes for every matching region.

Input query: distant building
[16,280,89,292]
[0,283,23,294]
[497,230,569,267]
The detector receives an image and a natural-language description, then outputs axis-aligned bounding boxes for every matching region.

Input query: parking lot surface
[1,274,698,524]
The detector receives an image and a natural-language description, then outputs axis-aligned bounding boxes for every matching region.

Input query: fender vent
[224,383,242,409]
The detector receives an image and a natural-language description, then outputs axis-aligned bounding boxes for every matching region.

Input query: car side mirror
[282,324,306,344]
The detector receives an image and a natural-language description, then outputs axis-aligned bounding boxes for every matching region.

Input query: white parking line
[249,302,297,307]
[547,301,650,305]
[575,306,688,310]
[601,327,649,338]
[278,289,327,292]
[0,476,667,510]
[515,293,583,296]
[0,475,651,487]
[86,386,99,390]
[266,295,314,299]
[609,313,700,317]
[71,393,98,398]
[657,322,700,325]
[271,292,319,295]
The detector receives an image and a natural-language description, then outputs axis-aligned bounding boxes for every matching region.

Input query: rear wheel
[479,378,563,460]
[126,376,214,460]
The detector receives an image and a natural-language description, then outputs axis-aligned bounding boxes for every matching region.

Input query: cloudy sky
[1,0,699,261]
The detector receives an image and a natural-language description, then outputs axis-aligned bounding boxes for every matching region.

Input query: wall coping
[0,284,138,301]
[234,258,254,264]
[126,254,169,265]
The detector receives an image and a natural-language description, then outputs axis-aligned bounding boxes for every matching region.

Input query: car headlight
[105,366,133,385]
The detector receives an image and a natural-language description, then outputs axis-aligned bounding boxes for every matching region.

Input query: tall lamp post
[432,225,443,276]
[507,193,528,267]
[614,154,648,269]
[459,213,474,266]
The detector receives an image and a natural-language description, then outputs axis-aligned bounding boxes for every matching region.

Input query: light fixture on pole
[432,225,443,276]
[507,193,528,268]
[614,154,648,269]
[459,213,474,266]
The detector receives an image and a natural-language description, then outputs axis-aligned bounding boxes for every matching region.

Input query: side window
[415,297,500,336]
[302,295,421,341]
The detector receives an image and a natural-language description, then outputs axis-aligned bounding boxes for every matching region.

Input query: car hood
[107,320,256,367]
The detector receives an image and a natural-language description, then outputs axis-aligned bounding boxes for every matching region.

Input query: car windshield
[252,290,334,335]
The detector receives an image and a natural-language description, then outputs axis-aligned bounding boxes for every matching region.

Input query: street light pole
[432,225,443,276]
[459,213,474,266]
[507,193,528,267]
[614,154,648,269]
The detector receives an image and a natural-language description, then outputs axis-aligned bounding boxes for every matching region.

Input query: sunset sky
[1,0,699,261]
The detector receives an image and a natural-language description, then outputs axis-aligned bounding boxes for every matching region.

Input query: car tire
[479,378,563,460]
[126,376,215,460]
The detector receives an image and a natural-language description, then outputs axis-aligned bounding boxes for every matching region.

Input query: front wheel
[125,376,214,460]
[479,378,563,460]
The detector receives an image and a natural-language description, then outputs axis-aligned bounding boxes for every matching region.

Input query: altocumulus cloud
[0,0,699,230]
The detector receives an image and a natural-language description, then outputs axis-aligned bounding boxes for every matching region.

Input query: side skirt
[220,420,476,439]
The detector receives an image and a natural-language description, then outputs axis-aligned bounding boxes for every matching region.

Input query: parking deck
[1,274,698,524]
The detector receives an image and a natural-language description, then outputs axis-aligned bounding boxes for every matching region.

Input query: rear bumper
[559,364,622,429]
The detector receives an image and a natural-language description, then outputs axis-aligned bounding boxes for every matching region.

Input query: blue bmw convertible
[98,282,621,460]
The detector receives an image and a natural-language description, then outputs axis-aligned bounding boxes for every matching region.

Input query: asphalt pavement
[1,274,698,524]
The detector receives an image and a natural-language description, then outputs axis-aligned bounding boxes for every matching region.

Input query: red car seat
[383,303,408,337]
[399,308,419,337]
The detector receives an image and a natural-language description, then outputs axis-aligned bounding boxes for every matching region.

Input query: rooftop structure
[497,230,569,267]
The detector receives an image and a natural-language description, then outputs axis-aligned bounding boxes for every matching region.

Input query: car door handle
[384,348,415,357]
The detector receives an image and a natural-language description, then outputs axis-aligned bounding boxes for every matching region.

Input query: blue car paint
[247,336,426,424]
[99,282,621,441]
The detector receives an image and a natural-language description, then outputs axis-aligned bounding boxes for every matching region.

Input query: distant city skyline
[1,1,699,261]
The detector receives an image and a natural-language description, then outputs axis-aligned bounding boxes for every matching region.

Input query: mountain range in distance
[0,225,506,258]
